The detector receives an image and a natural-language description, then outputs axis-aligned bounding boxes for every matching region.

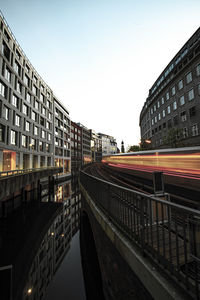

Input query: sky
[1,0,200,150]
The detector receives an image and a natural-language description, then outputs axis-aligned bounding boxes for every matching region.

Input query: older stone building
[140,28,200,149]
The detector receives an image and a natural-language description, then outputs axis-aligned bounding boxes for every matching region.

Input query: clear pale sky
[1,0,200,150]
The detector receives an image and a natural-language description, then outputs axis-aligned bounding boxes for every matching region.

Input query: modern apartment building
[98,133,117,156]
[0,11,71,174]
[90,130,102,162]
[140,28,200,148]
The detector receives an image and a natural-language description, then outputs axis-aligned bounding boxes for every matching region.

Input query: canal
[0,176,105,300]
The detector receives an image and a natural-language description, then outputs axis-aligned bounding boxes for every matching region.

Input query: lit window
[196,64,200,76]
[173,101,177,110]
[167,105,171,114]
[11,130,16,145]
[188,89,194,101]
[178,80,183,90]
[180,95,185,106]
[15,115,20,126]
[186,72,192,84]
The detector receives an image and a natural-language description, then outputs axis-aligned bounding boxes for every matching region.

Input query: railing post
[139,195,145,253]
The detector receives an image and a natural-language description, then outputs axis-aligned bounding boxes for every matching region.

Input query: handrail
[80,170,200,299]
[0,167,62,178]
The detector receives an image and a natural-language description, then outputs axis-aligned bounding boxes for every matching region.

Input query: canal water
[0,176,103,300]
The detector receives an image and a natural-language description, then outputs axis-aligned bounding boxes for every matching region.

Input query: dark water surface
[44,231,86,300]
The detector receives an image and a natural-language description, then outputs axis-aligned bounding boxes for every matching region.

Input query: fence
[80,170,200,299]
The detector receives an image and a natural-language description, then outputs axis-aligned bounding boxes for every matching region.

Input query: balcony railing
[0,167,62,178]
[80,170,200,299]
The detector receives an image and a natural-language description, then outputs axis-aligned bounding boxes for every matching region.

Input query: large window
[32,111,36,121]
[23,104,28,115]
[15,115,20,126]
[25,121,30,132]
[12,95,19,108]
[5,67,11,82]
[34,126,38,135]
[22,135,27,147]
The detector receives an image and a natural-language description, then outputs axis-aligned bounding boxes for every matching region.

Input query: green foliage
[127,145,140,152]
[163,128,183,148]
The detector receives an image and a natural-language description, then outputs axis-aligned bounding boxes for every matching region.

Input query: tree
[163,128,183,148]
[127,145,140,152]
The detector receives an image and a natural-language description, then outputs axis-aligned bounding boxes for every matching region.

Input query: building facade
[0,12,71,174]
[71,121,82,172]
[140,28,200,149]
[98,133,117,156]
[77,122,91,165]
[90,130,102,162]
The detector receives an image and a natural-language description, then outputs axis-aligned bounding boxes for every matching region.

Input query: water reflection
[0,177,83,300]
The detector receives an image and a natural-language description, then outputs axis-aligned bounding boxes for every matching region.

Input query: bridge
[80,168,200,300]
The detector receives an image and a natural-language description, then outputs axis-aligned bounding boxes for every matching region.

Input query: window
[157,101,160,108]
[40,93,44,102]
[47,100,50,109]
[180,111,187,122]
[182,127,188,138]
[153,105,156,112]
[4,106,9,120]
[40,116,45,126]
[191,124,198,136]
[162,109,166,118]
[48,112,52,120]
[151,119,154,125]
[0,124,5,142]
[41,85,44,92]
[154,116,157,123]
[34,126,38,135]
[33,85,37,95]
[158,113,161,120]
[25,121,30,131]
[173,101,177,110]
[22,135,27,147]
[150,108,153,115]
[48,133,51,141]
[15,114,20,126]
[47,92,50,99]
[189,106,196,117]
[23,104,28,115]
[31,138,36,150]
[25,65,30,73]
[46,121,50,129]
[196,64,200,76]
[186,72,192,84]
[33,76,37,84]
[16,81,22,94]
[35,100,39,110]
[24,75,29,86]
[2,42,10,61]
[41,130,45,139]
[173,115,178,125]
[171,86,176,96]
[5,67,11,82]
[42,107,46,116]
[26,92,31,103]
[180,95,185,106]
[16,49,21,60]
[167,105,171,114]
[14,61,20,76]
[32,111,36,121]
[188,89,194,101]
[0,81,6,97]
[166,92,169,100]
[161,97,164,105]
[178,80,183,90]
[12,95,18,108]
[11,130,16,145]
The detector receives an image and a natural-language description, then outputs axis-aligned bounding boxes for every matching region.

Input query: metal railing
[0,167,62,178]
[80,170,200,299]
